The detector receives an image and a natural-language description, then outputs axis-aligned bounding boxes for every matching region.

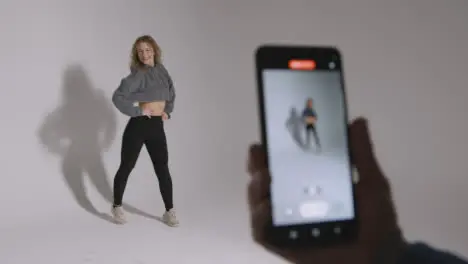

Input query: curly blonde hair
[129,35,162,70]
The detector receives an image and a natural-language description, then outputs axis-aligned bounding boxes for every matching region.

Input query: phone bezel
[254,45,359,247]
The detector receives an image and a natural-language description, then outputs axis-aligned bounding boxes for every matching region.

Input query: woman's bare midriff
[139,101,166,116]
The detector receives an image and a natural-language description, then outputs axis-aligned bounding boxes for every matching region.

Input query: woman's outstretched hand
[247,118,406,264]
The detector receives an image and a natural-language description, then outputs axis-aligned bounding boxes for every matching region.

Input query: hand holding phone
[255,46,358,247]
[247,119,405,264]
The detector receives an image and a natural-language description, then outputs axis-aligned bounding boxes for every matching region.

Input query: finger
[250,199,271,245]
[251,200,295,262]
[250,200,293,259]
[247,144,267,175]
[349,118,382,181]
[247,168,271,212]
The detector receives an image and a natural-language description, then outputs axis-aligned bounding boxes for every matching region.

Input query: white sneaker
[162,209,179,227]
[111,206,127,224]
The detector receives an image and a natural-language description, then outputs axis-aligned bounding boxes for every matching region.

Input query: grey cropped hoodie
[112,63,176,118]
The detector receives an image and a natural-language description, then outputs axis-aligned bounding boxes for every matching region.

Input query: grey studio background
[1,0,467,263]
[263,70,354,226]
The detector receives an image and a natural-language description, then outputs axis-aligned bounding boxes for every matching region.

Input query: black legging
[305,124,321,148]
[113,116,173,211]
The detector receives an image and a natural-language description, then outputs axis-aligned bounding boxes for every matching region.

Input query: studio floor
[1,206,286,264]
[269,146,355,225]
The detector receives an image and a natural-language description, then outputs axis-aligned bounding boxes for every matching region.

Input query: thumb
[248,144,267,175]
[348,118,383,182]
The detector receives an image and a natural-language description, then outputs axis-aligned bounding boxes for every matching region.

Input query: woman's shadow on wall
[37,64,160,223]
[285,107,306,150]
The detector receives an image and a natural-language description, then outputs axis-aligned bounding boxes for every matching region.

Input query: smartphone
[254,45,358,247]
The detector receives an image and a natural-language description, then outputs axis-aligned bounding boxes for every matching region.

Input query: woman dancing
[111,35,178,227]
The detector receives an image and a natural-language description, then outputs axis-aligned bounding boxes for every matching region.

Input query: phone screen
[258,48,355,228]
